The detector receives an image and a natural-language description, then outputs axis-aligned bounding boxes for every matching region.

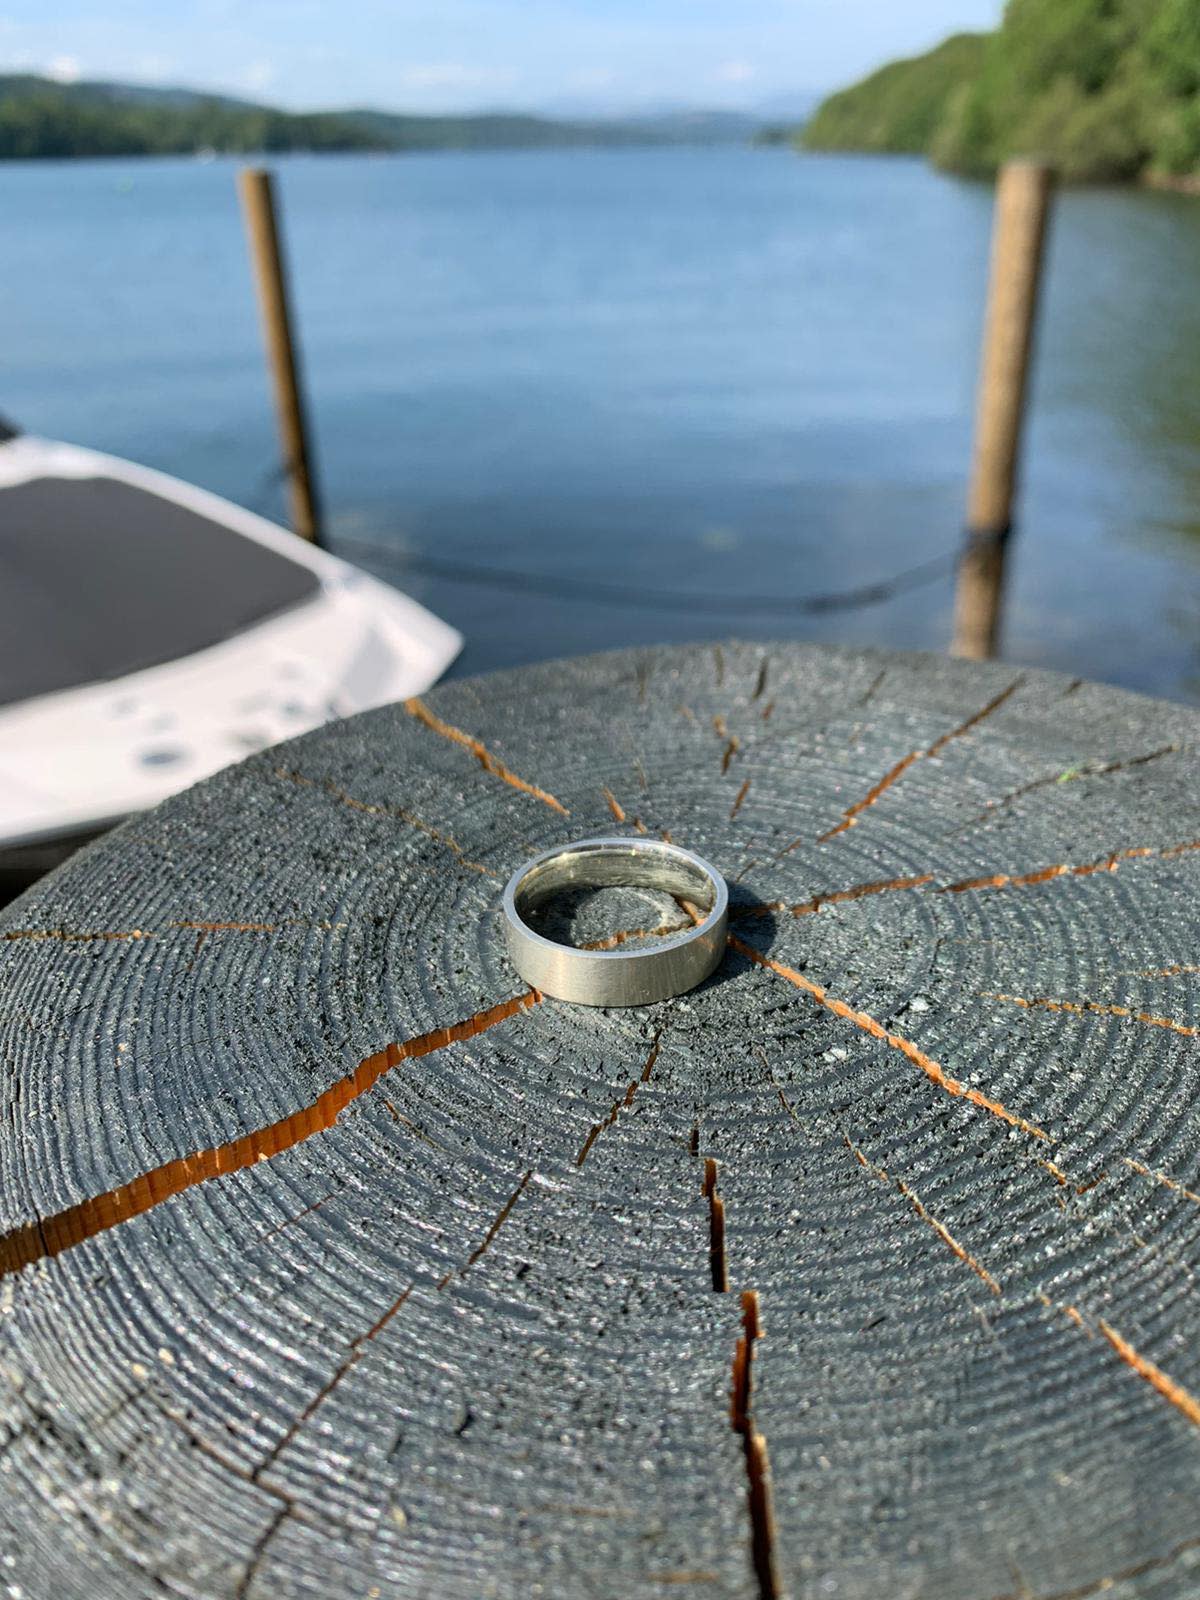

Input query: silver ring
[502,836,729,1007]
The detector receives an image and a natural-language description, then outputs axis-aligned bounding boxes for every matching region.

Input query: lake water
[4,145,1200,700]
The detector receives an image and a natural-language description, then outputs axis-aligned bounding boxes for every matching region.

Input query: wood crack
[814,677,1022,844]
[728,934,1046,1138]
[235,1502,290,1599]
[259,1159,533,1482]
[947,743,1181,837]
[274,766,496,875]
[404,697,568,815]
[713,716,740,775]
[601,785,649,834]
[703,1157,729,1293]
[729,1290,781,1600]
[988,1532,1200,1600]
[939,837,1200,897]
[734,873,932,920]
[254,1285,415,1482]
[1098,1319,1200,1429]
[575,1031,664,1167]
[985,992,1200,1040]
[0,990,541,1280]
[1123,1157,1200,1208]
[843,1136,1001,1294]
[441,1167,534,1286]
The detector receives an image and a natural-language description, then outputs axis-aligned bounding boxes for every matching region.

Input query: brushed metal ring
[502,836,729,1007]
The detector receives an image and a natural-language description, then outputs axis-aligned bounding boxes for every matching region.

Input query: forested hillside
[800,34,986,155]
[0,77,381,158]
[802,0,1200,184]
[0,75,756,160]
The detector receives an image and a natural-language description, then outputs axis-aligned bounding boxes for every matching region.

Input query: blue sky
[0,0,1004,112]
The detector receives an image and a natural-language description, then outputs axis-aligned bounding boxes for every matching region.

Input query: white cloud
[243,60,276,92]
[47,54,82,83]
[715,59,755,84]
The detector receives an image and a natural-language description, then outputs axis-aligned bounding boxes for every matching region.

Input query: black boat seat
[0,475,319,708]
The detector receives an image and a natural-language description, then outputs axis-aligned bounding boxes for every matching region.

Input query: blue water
[4,146,1200,699]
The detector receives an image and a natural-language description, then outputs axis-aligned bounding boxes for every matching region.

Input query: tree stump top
[3,641,1200,1600]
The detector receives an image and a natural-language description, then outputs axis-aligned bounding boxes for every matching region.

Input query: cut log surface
[3,642,1200,1600]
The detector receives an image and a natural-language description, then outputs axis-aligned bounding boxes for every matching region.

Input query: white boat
[0,424,461,894]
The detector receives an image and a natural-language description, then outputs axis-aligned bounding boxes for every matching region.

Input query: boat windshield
[0,474,320,707]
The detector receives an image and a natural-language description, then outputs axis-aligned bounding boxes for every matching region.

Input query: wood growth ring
[1,642,1199,1599]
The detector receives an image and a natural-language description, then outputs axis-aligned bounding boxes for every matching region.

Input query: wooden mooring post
[237,166,323,545]
[5,642,1200,1598]
[951,159,1054,660]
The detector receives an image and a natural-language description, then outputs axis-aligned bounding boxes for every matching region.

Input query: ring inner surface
[514,846,714,927]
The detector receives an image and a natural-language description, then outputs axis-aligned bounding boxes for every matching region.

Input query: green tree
[802,0,1200,185]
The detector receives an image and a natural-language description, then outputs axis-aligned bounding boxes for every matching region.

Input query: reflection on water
[2,147,1200,700]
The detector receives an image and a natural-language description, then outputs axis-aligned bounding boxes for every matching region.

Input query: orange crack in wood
[990,1535,1200,1600]
[263,1161,534,1475]
[600,785,647,834]
[940,837,1200,897]
[404,697,568,815]
[730,778,752,820]
[464,1168,532,1269]
[0,990,542,1279]
[985,992,1200,1041]
[1039,1294,1089,1334]
[815,677,1022,844]
[439,1168,534,1288]
[843,1135,1000,1294]
[575,1032,664,1167]
[815,749,921,845]
[951,743,1181,836]
[897,1178,1000,1295]
[713,715,740,775]
[603,786,626,822]
[276,765,496,875]
[256,1284,414,1480]
[172,920,281,934]
[729,1290,781,1600]
[729,934,1046,1138]
[735,872,933,920]
[1123,1157,1200,1207]
[1037,1157,1101,1196]
[704,1157,729,1293]
[1099,1320,1200,1429]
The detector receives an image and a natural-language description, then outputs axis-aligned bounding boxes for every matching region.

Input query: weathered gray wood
[2,642,1200,1599]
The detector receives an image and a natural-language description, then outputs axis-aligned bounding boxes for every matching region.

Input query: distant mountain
[0,74,764,161]
[338,106,754,152]
[753,91,821,125]
[612,108,763,143]
[41,78,264,112]
[0,75,381,159]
